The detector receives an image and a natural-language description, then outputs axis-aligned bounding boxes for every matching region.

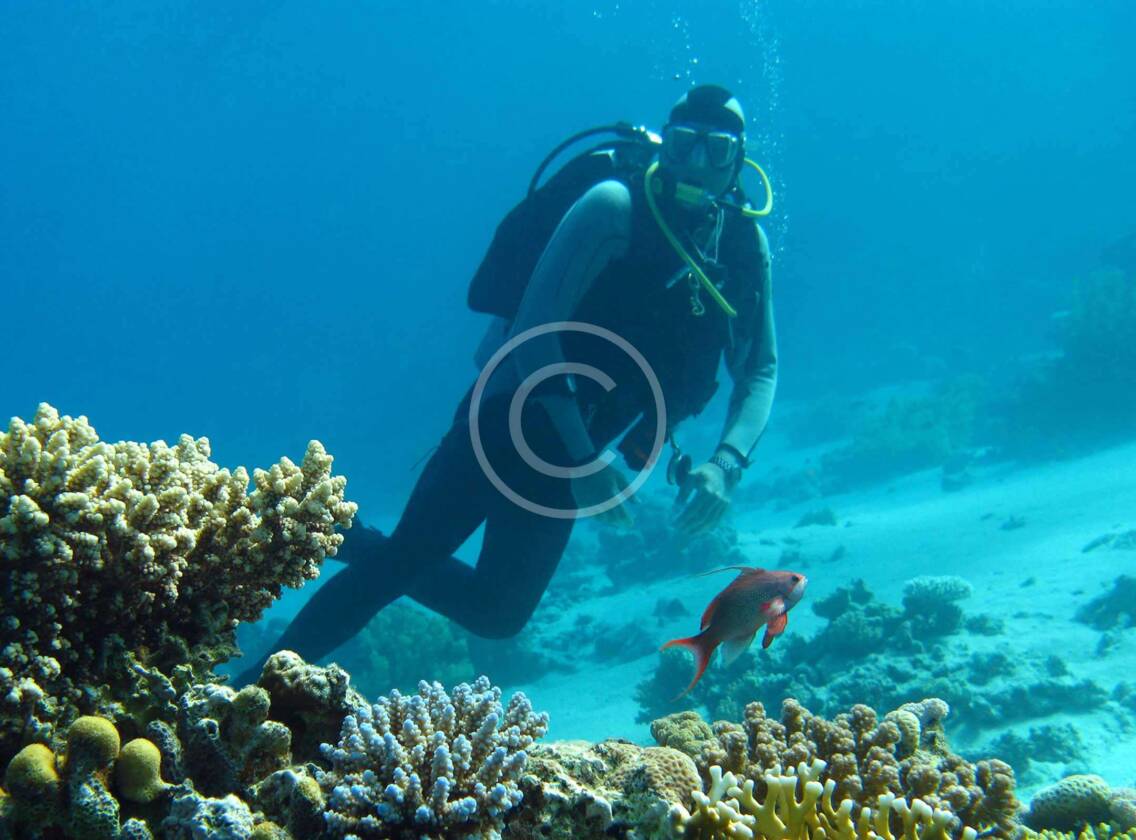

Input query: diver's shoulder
[577,179,633,214]
[753,222,771,255]
[567,179,633,233]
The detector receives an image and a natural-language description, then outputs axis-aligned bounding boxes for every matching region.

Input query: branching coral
[670,759,980,840]
[901,578,973,639]
[0,403,357,764]
[1021,827,1136,840]
[317,675,549,838]
[655,699,1019,839]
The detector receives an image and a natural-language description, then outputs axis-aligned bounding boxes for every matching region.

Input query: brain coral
[1026,775,1114,832]
[0,403,357,764]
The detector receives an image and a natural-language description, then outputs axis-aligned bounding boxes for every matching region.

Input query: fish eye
[791,575,801,583]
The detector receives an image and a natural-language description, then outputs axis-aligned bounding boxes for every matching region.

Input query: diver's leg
[233,410,489,684]
[406,405,576,638]
[407,499,574,638]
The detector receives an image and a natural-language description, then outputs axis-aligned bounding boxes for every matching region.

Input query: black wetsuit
[235,176,777,685]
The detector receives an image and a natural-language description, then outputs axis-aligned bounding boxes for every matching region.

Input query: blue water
[3,0,1135,800]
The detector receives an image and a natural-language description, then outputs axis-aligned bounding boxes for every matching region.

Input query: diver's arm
[504,180,633,462]
[719,224,778,465]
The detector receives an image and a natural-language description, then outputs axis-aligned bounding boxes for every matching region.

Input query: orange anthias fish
[661,566,808,699]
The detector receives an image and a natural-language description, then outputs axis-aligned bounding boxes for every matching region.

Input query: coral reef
[0,647,1126,840]
[670,758,980,840]
[595,494,746,587]
[794,508,839,528]
[986,725,1084,779]
[1027,775,1115,832]
[117,737,169,804]
[652,698,1020,839]
[1074,576,1136,631]
[0,404,357,766]
[901,576,973,639]
[652,711,718,759]
[509,739,701,839]
[994,269,1136,457]
[316,675,548,838]
[1026,776,1136,834]
[2,715,154,838]
[818,376,987,491]
[253,651,367,765]
[0,659,364,839]
[331,602,475,699]
[636,578,1108,737]
[175,683,293,797]
[250,766,327,839]
[162,789,256,839]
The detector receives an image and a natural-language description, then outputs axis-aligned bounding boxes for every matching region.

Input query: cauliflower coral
[0,403,356,764]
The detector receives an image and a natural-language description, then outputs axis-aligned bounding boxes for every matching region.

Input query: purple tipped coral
[317,676,548,839]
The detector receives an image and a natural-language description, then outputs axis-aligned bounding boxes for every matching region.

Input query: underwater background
[2,1,1135,837]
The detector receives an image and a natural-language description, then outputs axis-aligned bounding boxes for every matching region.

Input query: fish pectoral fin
[761,612,789,649]
[760,596,786,620]
[720,631,758,666]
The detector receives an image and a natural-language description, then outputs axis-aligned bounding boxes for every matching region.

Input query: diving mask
[662,124,742,170]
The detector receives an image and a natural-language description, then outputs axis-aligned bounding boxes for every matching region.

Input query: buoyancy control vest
[565,175,764,464]
[467,124,766,465]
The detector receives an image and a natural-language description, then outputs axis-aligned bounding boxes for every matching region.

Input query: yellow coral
[1021,826,1136,840]
[250,821,292,839]
[653,712,718,758]
[3,742,61,824]
[64,715,121,774]
[116,737,166,804]
[673,765,759,839]
[671,760,980,840]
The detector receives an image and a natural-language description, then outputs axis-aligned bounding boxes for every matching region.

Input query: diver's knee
[474,607,534,640]
[334,522,390,566]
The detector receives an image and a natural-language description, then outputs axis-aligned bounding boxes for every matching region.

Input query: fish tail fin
[660,632,717,700]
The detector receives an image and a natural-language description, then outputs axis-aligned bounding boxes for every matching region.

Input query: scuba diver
[235,84,778,685]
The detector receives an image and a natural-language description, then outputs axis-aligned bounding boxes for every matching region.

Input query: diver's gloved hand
[674,461,732,534]
[571,463,635,528]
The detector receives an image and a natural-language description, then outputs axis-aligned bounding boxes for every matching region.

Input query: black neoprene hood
[668,84,746,135]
